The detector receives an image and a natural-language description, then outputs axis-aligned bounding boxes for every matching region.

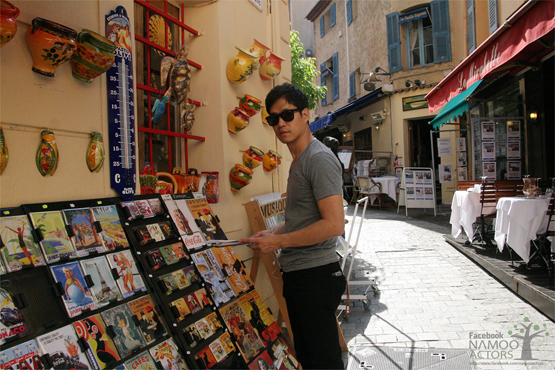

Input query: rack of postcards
[0,194,298,370]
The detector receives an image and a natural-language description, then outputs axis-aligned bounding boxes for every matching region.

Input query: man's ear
[302,108,310,124]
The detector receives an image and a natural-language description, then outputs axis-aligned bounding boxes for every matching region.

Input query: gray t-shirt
[278,139,343,272]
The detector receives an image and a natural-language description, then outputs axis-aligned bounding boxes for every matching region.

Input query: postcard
[36,324,92,369]
[0,215,46,272]
[80,256,123,308]
[29,211,76,263]
[63,208,105,256]
[100,304,146,358]
[73,314,120,370]
[106,250,147,298]
[50,261,98,318]
[127,295,167,344]
[0,280,29,345]
[91,205,129,250]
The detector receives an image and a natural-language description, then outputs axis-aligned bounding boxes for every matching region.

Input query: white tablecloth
[372,176,400,201]
[450,190,496,240]
[494,197,550,263]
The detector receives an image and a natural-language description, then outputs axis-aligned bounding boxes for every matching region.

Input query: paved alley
[339,205,555,370]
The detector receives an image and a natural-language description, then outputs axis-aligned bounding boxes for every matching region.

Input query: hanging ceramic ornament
[226,47,257,84]
[0,126,8,175]
[239,94,262,117]
[247,39,270,69]
[227,107,250,134]
[229,163,253,192]
[36,130,59,176]
[259,51,285,81]
[0,0,20,49]
[71,29,117,83]
[243,146,264,169]
[263,150,282,172]
[86,132,105,172]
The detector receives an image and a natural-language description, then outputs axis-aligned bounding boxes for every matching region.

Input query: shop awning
[309,114,333,132]
[426,0,555,113]
[310,87,384,133]
[430,80,483,130]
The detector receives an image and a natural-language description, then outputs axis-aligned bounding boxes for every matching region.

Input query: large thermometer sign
[105,6,136,200]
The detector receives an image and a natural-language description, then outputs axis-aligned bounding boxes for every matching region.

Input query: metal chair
[474,178,496,247]
[357,176,383,209]
[529,193,555,278]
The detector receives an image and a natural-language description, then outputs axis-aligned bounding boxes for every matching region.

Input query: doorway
[408,119,434,168]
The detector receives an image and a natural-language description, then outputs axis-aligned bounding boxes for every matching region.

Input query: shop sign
[402,94,428,111]
[249,0,263,11]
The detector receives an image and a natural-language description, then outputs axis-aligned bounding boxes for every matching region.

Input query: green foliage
[290,30,326,110]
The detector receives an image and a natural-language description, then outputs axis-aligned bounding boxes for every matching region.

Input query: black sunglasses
[266,108,302,127]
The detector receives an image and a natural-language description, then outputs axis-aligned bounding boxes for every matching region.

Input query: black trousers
[282,262,347,369]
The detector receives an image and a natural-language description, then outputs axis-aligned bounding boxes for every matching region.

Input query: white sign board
[399,167,436,217]
[437,138,452,157]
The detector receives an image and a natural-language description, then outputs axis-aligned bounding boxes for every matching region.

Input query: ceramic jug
[229,164,253,192]
[227,107,250,134]
[71,29,116,83]
[239,94,262,117]
[26,18,77,77]
[247,39,270,69]
[0,0,19,48]
[259,51,285,81]
[243,146,264,169]
[226,47,257,84]
[263,150,282,172]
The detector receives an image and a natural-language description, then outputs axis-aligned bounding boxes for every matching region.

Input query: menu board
[400,167,436,217]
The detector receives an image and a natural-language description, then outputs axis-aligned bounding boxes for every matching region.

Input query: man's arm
[239,194,344,254]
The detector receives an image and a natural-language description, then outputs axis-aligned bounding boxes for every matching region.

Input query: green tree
[290,30,326,110]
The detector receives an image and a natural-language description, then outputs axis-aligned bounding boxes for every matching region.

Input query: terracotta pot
[229,163,253,192]
[71,29,116,83]
[259,51,285,81]
[247,38,270,69]
[0,0,19,48]
[26,18,77,77]
[243,146,264,169]
[239,94,262,117]
[263,150,282,172]
[227,107,250,134]
[226,46,257,84]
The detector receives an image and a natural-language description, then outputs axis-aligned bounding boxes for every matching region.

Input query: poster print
[63,208,105,256]
[218,332,236,355]
[0,280,29,345]
[146,248,166,270]
[183,265,201,285]
[192,250,235,306]
[211,246,254,296]
[482,142,496,161]
[29,211,76,263]
[507,141,521,159]
[507,161,521,180]
[107,250,147,298]
[134,200,155,219]
[456,137,466,152]
[507,120,521,139]
[123,351,157,370]
[208,338,228,364]
[195,318,214,340]
[248,350,276,370]
[218,300,264,363]
[183,322,202,348]
[128,295,167,344]
[50,261,97,318]
[120,201,141,221]
[186,198,227,241]
[171,242,188,260]
[271,336,299,370]
[194,288,212,308]
[146,224,164,242]
[238,290,280,344]
[160,245,179,266]
[0,215,45,272]
[91,205,129,250]
[100,304,146,358]
[0,339,43,370]
[172,269,191,289]
[206,312,224,333]
[170,297,191,322]
[149,338,189,370]
[482,162,497,180]
[147,198,164,215]
[80,257,123,308]
[481,121,495,140]
[36,324,92,370]
[158,221,175,240]
[195,344,217,369]
[159,272,179,295]
[72,314,120,370]
[162,196,205,251]
[183,292,202,315]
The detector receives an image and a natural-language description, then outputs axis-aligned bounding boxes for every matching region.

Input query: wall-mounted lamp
[374,67,391,77]
[529,112,538,120]
[405,79,422,88]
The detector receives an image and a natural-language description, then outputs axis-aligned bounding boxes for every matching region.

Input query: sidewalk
[338,204,555,370]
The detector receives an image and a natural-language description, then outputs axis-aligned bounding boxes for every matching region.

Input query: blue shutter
[432,0,452,63]
[332,53,339,101]
[331,3,336,28]
[320,16,325,37]
[349,72,356,99]
[467,0,476,53]
[321,62,327,106]
[347,0,353,25]
[386,12,402,73]
[488,0,498,34]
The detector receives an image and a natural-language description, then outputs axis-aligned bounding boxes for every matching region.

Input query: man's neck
[287,131,314,163]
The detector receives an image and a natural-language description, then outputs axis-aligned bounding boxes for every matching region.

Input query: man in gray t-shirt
[240,83,346,369]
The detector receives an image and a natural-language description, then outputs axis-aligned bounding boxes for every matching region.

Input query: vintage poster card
[149,338,188,370]
[238,290,280,345]
[146,248,167,270]
[0,215,46,272]
[100,304,146,358]
[29,211,77,263]
[63,208,105,256]
[91,205,129,250]
[170,297,190,322]
[0,339,43,370]
[481,121,495,140]
[219,332,236,355]
[146,224,165,242]
[183,322,202,348]
[123,351,157,370]
[80,256,123,308]
[194,344,217,369]
[134,200,155,219]
[195,317,214,340]
[482,142,496,161]
[162,196,205,251]
[507,120,521,139]
[206,312,224,333]
[507,141,521,159]
[186,198,227,241]
[211,246,254,296]
[147,198,164,215]
[172,269,190,289]
[160,245,179,265]
[508,161,521,180]
[50,261,98,318]
[127,295,167,344]
[159,272,179,295]
[0,280,29,345]
[209,338,228,364]
[120,201,141,221]
[271,336,299,370]
[192,250,235,306]
[106,250,147,298]
[36,325,92,369]
[249,351,276,370]
[73,314,120,370]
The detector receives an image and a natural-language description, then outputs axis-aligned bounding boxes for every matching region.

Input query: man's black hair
[323,136,339,156]
[265,83,309,113]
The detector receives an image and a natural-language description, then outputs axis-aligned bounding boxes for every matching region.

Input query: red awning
[426,0,555,113]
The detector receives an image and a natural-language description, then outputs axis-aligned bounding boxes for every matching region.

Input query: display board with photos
[0,194,298,370]
[401,167,437,217]
[472,118,522,180]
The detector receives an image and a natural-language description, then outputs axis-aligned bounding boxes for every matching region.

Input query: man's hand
[240,233,284,255]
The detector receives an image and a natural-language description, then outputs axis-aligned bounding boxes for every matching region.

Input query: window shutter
[432,0,452,63]
[332,53,339,101]
[467,0,476,53]
[331,3,336,28]
[488,0,498,34]
[349,71,356,99]
[320,16,325,37]
[347,0,353,25]
[386,12,402,73]
[321,62,327,106]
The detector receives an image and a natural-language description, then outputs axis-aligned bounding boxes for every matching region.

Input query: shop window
[134,0,204,174]
[320,53,339,106]
[386,0,451,72]
[319,3,336,37]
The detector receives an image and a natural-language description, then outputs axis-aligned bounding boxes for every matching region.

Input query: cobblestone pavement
[339,205,555,370]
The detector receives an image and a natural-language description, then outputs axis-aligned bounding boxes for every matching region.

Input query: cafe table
[494,196,550,263]
[450,189,496,241]
[354,176,400,203]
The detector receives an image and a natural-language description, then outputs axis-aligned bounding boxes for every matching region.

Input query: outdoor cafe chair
[357,176,383,209]
[529,192,555,278]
